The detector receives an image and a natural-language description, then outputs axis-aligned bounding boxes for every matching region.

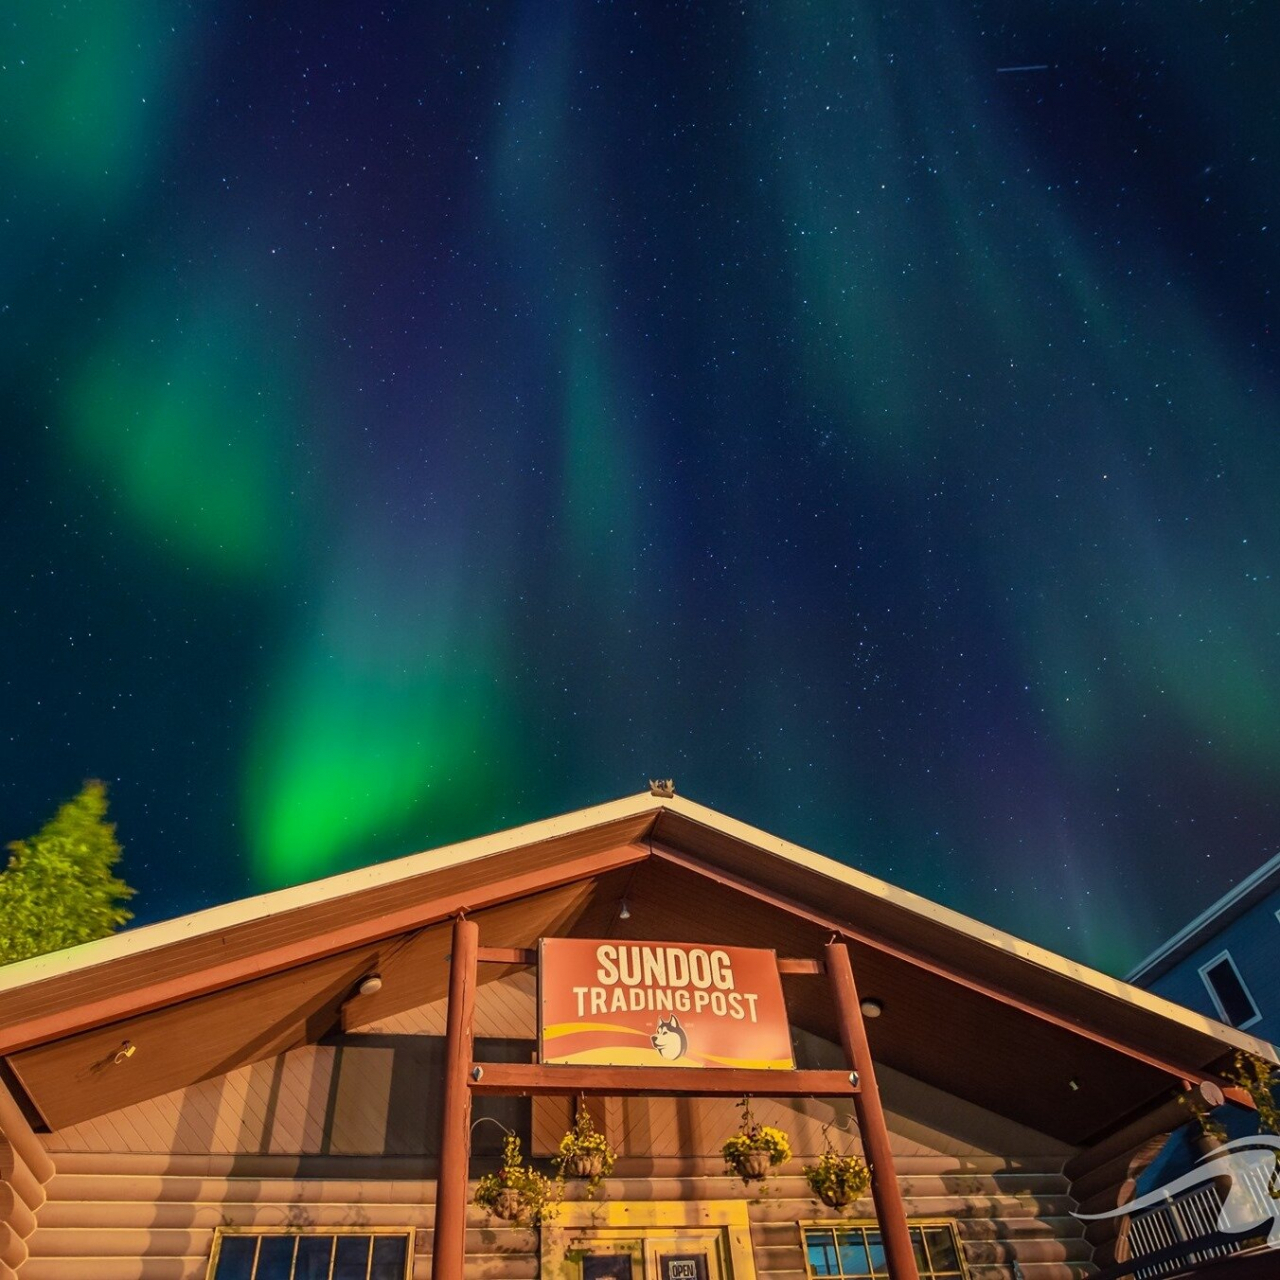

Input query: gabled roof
[0,792,1272,1146]
[1127,850,1280,985]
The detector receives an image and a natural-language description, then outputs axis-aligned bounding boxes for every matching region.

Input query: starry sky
[3,2,1278,977]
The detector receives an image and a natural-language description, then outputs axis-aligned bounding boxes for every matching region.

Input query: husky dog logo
[1074,1135,1280,1249]
[651,1015,688,1061]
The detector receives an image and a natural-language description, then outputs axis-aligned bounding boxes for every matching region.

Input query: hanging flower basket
[803,1147,871,1211]
[722,1098,792,1185]
[474,1134,561,1225]
[555,1105,617,1196]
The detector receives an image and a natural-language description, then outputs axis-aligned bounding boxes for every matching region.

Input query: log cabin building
[1,791,1277,1280]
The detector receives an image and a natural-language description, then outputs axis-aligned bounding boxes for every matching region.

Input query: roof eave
[1126,850,1280,986]
[655,796,1280,1065]
[0,791,667,996]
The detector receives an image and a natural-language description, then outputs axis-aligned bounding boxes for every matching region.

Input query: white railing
[1127,1164,1275,1278]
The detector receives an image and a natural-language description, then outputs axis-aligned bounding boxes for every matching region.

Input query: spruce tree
[0,780,135,965]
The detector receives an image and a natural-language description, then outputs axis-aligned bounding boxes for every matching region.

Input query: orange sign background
[538,938,794,1070]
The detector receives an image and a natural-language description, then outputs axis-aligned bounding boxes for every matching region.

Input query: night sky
[4,2,1278,977]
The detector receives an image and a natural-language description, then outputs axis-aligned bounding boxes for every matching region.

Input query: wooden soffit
[9,870,634,1130]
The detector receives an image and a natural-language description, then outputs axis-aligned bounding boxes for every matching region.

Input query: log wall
[1063,1099,1185,1271]
[18,1152,1095,1280]
[0,1079,55,1280]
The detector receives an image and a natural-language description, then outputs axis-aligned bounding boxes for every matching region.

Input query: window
[1198,951,1261,1028]
[802,1223,965,1279]
[207,1230,412,1280]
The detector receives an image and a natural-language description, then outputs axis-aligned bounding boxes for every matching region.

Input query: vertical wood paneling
[44,973,1068,1169]
[531,1095,573,1158]
[351,969,536,1039]
[296,1046,336,1154]
[329,1045,395,1156]
[42,973,541,1159]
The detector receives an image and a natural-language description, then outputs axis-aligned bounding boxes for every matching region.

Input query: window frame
[205,1226,415,1280]
[799,1219,968,1280]
[1197,949,1262,1030]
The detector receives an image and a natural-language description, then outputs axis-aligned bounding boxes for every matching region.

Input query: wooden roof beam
[468,1063,859,1097]
[476,947,537,965]
[0,844,650,1057]
[650,844,1230,1091]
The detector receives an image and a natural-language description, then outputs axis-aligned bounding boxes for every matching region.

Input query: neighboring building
[0,791,1275,1280]
[1127,853,1280,1047]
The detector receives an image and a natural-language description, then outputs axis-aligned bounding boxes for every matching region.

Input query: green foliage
[473,1134,561,1226]
[0,781,135,965]
[555,1105,617,1195]
[1179,1053,1280,1150]
[1226,1051,1280,1137]
[722,1124,792,1164]
[803,1144,871,1210]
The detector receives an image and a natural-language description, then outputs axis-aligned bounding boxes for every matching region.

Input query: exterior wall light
[358,974,384,996]
[618,900,632,920]
[860,998,883,1018]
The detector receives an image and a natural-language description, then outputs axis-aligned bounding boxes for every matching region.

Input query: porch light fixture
[358,974,384,997]
[618,900,632,920]
[860,998,883,1018]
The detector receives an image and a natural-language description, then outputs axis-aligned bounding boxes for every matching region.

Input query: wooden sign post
[432,914,478,1280]
[434,931,917,1280]
[826,939,920,1280]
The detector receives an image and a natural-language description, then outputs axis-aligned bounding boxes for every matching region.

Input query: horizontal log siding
[1064,1108,1183,1270]
[0,1078,55,1279]
[21,1153,1094,1280]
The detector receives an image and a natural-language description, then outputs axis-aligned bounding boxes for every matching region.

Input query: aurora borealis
[4,2,1278,976]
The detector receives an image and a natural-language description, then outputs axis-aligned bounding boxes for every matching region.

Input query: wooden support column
[433,914,479,1280]
[826,940,919,1280]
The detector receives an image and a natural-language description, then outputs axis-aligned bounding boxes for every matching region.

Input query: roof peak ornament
[648,778,676,798]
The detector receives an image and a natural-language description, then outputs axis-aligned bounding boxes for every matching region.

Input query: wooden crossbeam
[476,946,537,965]
[467,1063,859,1097]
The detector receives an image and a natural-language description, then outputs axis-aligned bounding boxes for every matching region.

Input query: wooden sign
[538,939,794,1070]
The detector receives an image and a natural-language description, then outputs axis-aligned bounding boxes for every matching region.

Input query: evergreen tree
[0,780,135,965]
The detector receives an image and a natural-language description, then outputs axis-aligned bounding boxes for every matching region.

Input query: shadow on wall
[162,1034,532,1164]
[320,1034,531,1160]
[129,1019,1061,1167]
[791,1028,1071,1164]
